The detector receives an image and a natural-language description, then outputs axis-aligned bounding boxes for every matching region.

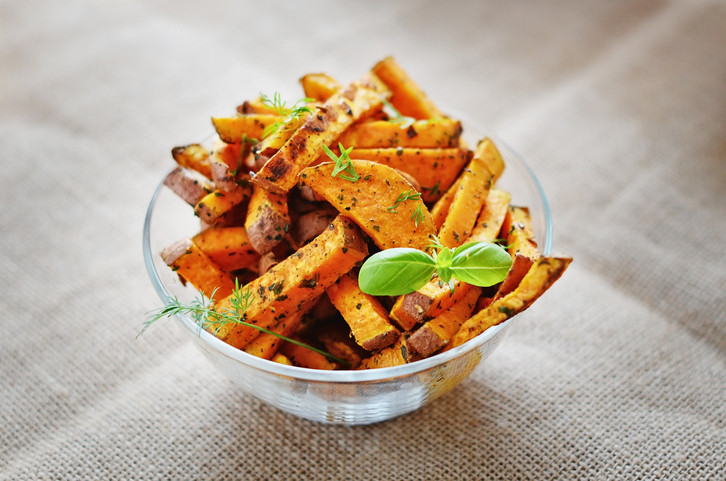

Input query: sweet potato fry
[253,73,389,194]
[244,185,291,255]
[389,279,472,331]
[243,297,317,360]
[194,183,251,225]
[299,159,436,250]
[162,166,214,206]
[468,189,511,243]
[446,256,572,349]
[300,73,341,102]
[358,334,409,370]
[438,138,506,248]
[211,114,280,144]
[318,147,471,203]
[278,338,338,370]
[211,216,369,349]
[161,238,236,300]
[372,56,444,119]
[171,144,212,179]
[335,119,461,149]
[326,272,400,351]
[406,285,482,358]
[191,226,259,273]
[501,205,539,259]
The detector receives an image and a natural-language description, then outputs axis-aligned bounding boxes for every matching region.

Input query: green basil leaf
[450,241,513,287]
[358,248,436,296]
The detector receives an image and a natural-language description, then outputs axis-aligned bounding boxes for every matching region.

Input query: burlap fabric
[1,1,724,479]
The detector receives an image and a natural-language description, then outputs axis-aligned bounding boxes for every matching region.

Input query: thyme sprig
[260,92,314,138]
[139,282,350,367]
[322,142,360,182]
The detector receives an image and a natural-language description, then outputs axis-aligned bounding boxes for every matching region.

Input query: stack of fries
[160,57,571,370]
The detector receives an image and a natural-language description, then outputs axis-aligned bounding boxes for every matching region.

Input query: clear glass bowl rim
[142,132,552,384]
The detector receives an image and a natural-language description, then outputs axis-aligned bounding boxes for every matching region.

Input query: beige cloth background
[2,0,724,479]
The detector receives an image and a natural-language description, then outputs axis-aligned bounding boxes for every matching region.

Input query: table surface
[2,1,724,479]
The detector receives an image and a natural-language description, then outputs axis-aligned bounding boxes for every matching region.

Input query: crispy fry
[161,238,236,300]
[211,216,368,349]
[438,138,506,248]
[372,56,444,119]
[171,144,212,179]
[335,119,461,149]
[300,73,341,102]
[446,257,572,349]
[299,159,436,251]
[211,114,280,144]
[326,272,400,351]
[244,185,291,255]
[318,147,471,203]
[191,227,259,273]
[194,183,251,225]
[253,73,389,194]
[162,166,214,206]
[406,285,482,358]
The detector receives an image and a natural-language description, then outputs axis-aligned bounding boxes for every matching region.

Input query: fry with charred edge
[438,138,506,248]
[446,256,572,350]
[253,73,389,194]
[162,166,214,206]
[326,272,400,351]
[358,334,409,370]
[300,73,341,102]
[335,119,462,149]
[208,141,248,192]
[191,227,259,273]
[372,56,444,120]
[244,185,291,255]
[211,114,280,144]
[194,183,251,225]
[389,279,471,331]
[161,238,236,300]
[406,285,482,358]
[171,144,212,179]
[210,216,368,349]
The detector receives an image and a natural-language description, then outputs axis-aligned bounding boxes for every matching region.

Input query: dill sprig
[387,189,422,213]
[139,282,350,367]
[260,92,313,138]
[411,204,425,227]
[322,142,360,182]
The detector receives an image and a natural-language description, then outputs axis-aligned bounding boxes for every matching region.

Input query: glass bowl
[142,125,552,425]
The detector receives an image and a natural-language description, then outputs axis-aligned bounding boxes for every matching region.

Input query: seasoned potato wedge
[299,159,436,251]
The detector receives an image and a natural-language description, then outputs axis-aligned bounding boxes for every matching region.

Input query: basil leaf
[358,248,436,296]
[450,242,513,287]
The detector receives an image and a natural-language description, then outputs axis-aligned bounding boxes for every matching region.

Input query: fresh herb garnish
[411,204,425,227]
[260,92,314,138]
[381,98,416,129]
[139,281,349,367]
[387,189,422,213]
[358,235,512,296]
[322,142,360,182]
